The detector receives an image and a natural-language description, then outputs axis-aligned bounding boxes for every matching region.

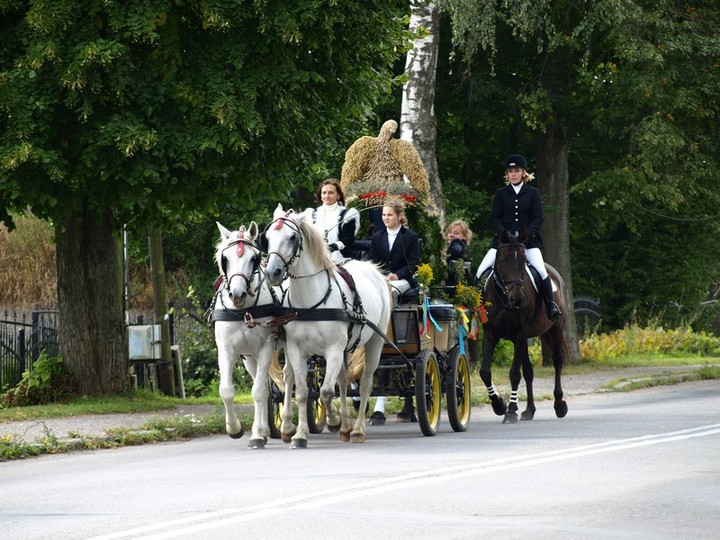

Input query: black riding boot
[542,276,561,321]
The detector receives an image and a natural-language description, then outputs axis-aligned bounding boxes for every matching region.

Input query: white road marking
[88,423,720,540]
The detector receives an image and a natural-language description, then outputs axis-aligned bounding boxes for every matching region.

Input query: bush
[0,353,74,407]
[176,314,253,398]
[580,322,720,362]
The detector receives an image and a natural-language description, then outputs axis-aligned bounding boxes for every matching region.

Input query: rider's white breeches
[474,247,549,280]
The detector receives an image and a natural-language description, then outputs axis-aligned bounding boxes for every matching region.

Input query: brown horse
[480,230,568,423]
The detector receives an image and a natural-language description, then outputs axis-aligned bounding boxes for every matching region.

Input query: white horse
[263,204,392,448]
[212,221,291,449]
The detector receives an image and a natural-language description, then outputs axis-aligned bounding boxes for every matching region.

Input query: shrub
[176,315,253,398]
[0,353,74,407]
[579,322,720,362]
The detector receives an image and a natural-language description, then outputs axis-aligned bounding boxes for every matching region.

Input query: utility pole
[148,226,175,396]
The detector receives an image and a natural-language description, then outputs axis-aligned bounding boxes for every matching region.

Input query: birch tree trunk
[400,0,444,225]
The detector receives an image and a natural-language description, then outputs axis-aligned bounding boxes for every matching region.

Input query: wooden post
[148,227,175,396]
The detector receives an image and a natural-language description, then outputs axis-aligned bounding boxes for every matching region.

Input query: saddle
[482,265,556,294]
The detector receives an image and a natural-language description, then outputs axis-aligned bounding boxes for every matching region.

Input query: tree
[435,0,720,340]
[0,0,408,394]
[400,1,444,223]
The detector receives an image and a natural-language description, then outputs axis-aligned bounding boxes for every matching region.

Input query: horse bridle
[264,212,304,279]
[492,244,526,310]
[221,237,262,297]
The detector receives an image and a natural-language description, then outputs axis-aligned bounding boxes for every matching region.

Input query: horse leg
[503,345,523,424]
[280,357,297,443]
[520,342,536,421]
[350,339,382,443]
[335,368,353,442]
[480,333,507,416]
[247,347,273,449]
[287,345,310,449]
[546,333,568,418]
[217,337,243,439]
[319,345,345,436]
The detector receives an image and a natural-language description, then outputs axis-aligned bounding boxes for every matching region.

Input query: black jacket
[369,227,420,288]
[446,239,471,288]
[490,183,544,249]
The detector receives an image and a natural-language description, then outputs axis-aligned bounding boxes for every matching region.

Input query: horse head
[494,229,529,309]
[263,204,302,286]
[215,221,262,308]
[263,204,334,286]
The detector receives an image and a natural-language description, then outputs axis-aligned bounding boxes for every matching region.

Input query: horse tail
[347,346,366,382]
[269,348,284,388]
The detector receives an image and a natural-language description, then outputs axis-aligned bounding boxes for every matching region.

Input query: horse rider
[474,154,562,321]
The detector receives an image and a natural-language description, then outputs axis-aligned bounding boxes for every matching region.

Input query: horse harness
[212,213,407,361]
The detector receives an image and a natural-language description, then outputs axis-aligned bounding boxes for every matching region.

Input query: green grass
[0,389,252,424]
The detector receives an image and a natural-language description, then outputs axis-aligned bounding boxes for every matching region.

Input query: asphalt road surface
[2,380,718,540]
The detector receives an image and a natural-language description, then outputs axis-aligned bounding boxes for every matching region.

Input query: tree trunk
[400,0,444,226]
[535,118,581,363]
[55,205,129,395]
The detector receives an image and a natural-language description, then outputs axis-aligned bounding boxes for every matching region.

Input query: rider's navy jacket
[489,183,544,249]
[368,226,420,289]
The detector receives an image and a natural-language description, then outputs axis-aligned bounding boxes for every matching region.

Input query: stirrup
[547,302,561,321]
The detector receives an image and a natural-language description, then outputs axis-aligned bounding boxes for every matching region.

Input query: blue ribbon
[421,295,442,337]
[458,320,467,355]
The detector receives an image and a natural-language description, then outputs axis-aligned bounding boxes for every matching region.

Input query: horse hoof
[555,400,568,418]
[327,421,341,433]
[339,429,351,442]
[281,433,293,443]
[491,397,507,416]
[350,431,366,443]
[502,413,518,424]
[247,438,265,449]
[290,438,307,449]
[520,409,536,421]
[227,427,244,439]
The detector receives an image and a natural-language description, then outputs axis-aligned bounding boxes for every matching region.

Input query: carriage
[213,207,473,449]
[266,290,472,438]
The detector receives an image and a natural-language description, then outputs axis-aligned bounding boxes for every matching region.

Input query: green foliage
[0,1,409,231]
[580,322,720,362]
[0,353,74,407]
[434,1,720,332]
[177,289,253,397]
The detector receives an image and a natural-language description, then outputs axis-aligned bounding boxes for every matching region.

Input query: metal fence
[0,308,59,390]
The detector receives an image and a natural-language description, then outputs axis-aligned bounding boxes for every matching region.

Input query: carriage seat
[396,287,419,305]
[425,304,456,321]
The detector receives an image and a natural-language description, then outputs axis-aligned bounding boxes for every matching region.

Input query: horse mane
[297,215,335,270]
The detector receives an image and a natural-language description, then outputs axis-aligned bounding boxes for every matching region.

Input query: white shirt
[386,226,401,251]
[311,203,360,251]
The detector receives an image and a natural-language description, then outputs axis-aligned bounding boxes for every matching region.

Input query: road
[1,380,718,540]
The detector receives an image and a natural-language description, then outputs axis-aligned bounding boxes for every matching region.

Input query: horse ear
[500,230,510,244]
[519,227,529,244]
[217,222,233,240]
[248,221,259,241]
[273,203,285,218]
[296,207,312,225]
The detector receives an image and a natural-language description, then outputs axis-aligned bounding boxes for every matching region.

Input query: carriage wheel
[267,380,283,440]
[306,357,326,434]
[446,346,472,432]
[415,349,441,436]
